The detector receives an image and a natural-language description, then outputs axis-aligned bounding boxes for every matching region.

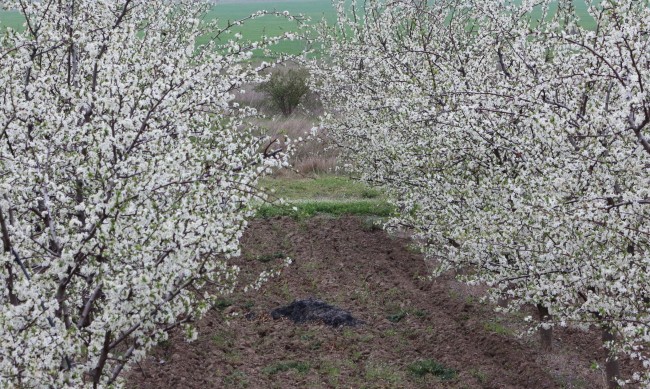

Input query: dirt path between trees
[127,216,615,388]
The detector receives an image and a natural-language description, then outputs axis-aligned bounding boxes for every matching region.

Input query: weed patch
[365,363,402,384]
[387,311,407,323]
[413,309,428,318]
[361,216,384,231]
[407,359,457,380]
[469,368,488,384]
[223,370,249,388]
[483,320,513,336]
[263,361,310,375]
[255,252,286,263]
[211,332,235,350]
[213,299,232,311]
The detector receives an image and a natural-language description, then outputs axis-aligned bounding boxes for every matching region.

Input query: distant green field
[203,1,335,56]
[0,1,600,57]
[0,2,335,58]
[0,9,22,31]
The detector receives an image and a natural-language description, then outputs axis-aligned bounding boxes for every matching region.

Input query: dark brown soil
[126,216,614,389]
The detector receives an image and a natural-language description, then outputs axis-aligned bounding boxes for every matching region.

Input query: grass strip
[256,199,394,219]
[259,175,383,202]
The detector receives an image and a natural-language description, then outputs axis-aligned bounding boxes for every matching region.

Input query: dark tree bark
[537,304,552,351]
[602,326,621,389]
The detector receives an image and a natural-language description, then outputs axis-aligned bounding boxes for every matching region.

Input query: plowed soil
[126,216,618,388]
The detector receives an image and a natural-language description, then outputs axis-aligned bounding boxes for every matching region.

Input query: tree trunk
[602,326,621,389]
[536,304,552,351]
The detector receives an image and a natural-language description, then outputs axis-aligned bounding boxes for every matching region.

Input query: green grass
[469,368,488,384]
[263,360,311,375]
[260,175,382,201]
[387,311,407,323]
[256,199,394,219]
[254,251,287,263]
[483,320,514,336]
[255,175,391,218]
[213,299,233,310]
[407,359,457,381]
[223,369,249,388]
[364,362,403,385]
[211,331,236,350]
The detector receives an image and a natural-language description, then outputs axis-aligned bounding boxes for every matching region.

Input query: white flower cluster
[312,0,650,385]
[0,0,292,387]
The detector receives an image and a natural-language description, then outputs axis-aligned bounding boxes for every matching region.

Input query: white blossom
[311,0,650,385]
[0,0,293,387]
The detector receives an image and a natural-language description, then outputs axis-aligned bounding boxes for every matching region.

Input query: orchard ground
[126,214,629,389]
[126,174,634,389]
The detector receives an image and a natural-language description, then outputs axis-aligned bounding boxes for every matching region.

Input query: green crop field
[0,1,598,58]
[203,1,335,56]
[0,1,335,58]
[0,9,22,31]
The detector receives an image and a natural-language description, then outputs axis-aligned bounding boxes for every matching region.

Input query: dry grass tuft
[252,116,338,176]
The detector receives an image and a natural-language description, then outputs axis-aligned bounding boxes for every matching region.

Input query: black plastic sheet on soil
[271,298,362,327]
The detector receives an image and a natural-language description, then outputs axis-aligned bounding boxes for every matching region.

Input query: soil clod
[271,298,361,327]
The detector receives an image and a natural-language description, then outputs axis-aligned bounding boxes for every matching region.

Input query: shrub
[257,68,310,117]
